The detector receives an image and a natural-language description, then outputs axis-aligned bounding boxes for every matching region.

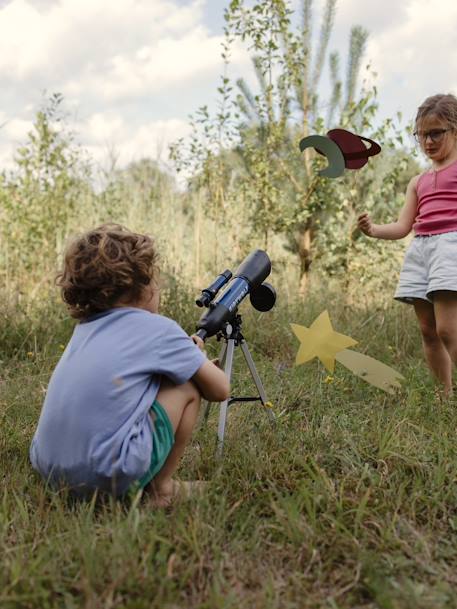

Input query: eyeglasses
[413,128,452,144]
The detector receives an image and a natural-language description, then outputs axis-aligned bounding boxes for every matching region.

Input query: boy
[30,224,230,505]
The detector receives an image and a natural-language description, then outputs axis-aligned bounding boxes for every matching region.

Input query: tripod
[203,313,275,456]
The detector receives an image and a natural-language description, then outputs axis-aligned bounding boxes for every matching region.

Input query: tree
[171,0,417,295]
[0,93,91,282]
[226,0,374,293]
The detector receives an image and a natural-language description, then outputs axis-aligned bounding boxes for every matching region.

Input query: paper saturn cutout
[291,311,404,394]
[299,128,382,178]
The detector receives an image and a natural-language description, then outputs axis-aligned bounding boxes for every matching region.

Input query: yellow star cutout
[290,310,357,373]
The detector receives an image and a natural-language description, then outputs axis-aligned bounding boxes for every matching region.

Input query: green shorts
[137,400,175,489]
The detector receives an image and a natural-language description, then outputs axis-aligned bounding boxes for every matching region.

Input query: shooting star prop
[290,311,357,373]
[291,311,404,394]
[335,349,404,394]
[299,129,381,178]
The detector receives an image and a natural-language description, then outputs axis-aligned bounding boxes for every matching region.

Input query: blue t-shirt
[30,307,206,497]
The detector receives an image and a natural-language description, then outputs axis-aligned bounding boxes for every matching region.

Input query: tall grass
[2,139,456,607]
[3,267,457,608]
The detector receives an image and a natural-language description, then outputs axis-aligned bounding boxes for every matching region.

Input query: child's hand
[191,334,205,351]
[357,212,375,237]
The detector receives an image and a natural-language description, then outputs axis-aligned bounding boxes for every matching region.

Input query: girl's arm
[358,175,419,240]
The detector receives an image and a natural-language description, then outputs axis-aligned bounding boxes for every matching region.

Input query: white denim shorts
[395,231,457,304]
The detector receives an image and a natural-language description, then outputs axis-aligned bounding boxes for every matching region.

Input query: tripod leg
[216,338,235,457]
[218,341,228,368]
[240,340,275,422]
[203,342,227,423]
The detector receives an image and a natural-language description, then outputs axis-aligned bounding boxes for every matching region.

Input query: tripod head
[195,250,276,341]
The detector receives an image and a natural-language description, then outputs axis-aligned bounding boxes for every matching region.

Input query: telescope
[195,249,277,455]
[195,250,276,341]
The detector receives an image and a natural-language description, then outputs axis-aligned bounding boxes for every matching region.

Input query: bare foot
[435,386,453,403]
[145,479,208,508]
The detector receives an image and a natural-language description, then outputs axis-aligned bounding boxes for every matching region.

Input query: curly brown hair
[416,94,457,130]
[57,224,159,320]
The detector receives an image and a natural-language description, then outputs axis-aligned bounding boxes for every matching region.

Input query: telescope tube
[196,250,271,340]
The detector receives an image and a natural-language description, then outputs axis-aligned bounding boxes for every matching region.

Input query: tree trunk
[297,223,313,297]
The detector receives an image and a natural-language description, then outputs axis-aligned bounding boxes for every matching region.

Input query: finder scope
[195,250,276,340]
[195,270,232,307]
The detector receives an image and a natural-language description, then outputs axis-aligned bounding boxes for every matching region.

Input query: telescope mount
[203,313,275,456]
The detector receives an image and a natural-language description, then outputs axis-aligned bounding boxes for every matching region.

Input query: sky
[1,0,457,174]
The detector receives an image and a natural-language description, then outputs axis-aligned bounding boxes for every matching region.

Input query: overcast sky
[1,0,457,173]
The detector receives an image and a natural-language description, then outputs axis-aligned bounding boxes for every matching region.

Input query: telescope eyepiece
[195,290,212,308]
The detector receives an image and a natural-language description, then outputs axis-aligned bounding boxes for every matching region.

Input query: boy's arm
[358,175,419,240]
[192,360,230,402]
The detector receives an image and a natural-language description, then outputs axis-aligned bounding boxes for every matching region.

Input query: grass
[2,285,457,609]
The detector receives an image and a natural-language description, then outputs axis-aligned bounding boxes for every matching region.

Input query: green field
[2,285,457,609]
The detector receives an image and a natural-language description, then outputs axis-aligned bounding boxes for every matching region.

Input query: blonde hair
[415,94,457,130]
[57,223,159,320]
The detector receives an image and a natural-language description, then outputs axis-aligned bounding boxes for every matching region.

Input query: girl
[358,94,457,395]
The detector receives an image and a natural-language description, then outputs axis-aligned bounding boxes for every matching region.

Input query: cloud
[63,27,225,103]
[0,117,33,169]
[365,0,457,86]
[76,112,192,167]
[330,0,409,37]
[362,0,457,120]
[0,0,215,86]
[314,0,457,123]
[3,118,33,142]
[0,0,236,169]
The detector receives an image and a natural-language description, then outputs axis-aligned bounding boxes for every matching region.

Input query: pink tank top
[413,159,457,235]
